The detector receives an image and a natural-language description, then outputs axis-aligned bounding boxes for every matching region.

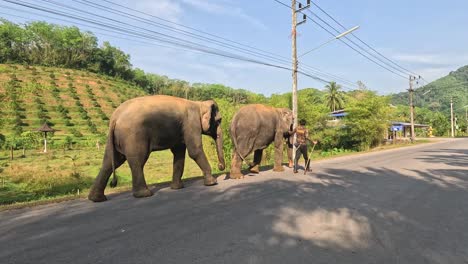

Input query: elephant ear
[279,108,293,131]
[201,100,215,132]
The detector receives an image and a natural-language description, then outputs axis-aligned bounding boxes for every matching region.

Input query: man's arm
[305,129,318,145]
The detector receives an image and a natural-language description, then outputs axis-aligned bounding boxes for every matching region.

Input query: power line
[1,0,352,87]
[272,0,413,80]
[305,9,410,78]
[310,1,420,77]
[75,0,358,88]
[1,0,358,88]
[311,18,408,79]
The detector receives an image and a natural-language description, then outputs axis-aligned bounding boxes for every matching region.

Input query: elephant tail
[109,120,118,188]
[231,123,246,161]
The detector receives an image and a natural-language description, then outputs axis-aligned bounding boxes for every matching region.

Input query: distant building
[327,109,347,127]
[330,109,347,120]
[390,122,430,139]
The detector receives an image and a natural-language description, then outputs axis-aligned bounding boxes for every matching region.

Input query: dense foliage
[392,65,468,135]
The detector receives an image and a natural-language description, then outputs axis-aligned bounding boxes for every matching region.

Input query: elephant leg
[273,131,285,172]
[170,144,186,190]
[249,149,263,174]
[88,145,126,202]
[127,149,153,198]
[229,148,244,179]
[187,145,217,186]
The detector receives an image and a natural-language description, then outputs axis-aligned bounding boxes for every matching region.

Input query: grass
[0,146,211,206]
[0,138,435,209]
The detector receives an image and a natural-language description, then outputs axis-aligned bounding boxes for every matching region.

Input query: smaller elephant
[229,104,293,179]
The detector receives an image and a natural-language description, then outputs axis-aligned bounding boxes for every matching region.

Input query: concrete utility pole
[291,0,309,161]
[450,97,455,137]
[408,75,415,142]
[465,107,468,134]
[291,0,298,135]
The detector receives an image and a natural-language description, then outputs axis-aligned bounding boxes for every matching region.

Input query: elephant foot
[133,188,154,198]
[229,172,244,179]
[170,181,184,190]
[88,191,107,202]
[273,166,285,172]
[204,177,218,186]
[249,165,259,174]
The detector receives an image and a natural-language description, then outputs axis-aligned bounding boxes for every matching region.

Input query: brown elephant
[88,95,225,202]
[229,104,293,179]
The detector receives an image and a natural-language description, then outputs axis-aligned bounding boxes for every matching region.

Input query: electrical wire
[310,1,421,77]
[1,0,357,88]
[272,0,417,80]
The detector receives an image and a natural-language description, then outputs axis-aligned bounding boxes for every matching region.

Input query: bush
[13,125,23,135]
[64,120,74,127]
[70,128,83,138]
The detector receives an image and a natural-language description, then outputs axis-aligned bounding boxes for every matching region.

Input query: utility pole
[291,0,309,162]
[408,75,415,142]
[450,97,454,137]
[465,107,468,134]
[291,0,298,135]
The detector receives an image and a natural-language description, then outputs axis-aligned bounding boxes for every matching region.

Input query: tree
[5,135,21,160]
[357,80,368,91]
[325,81,345,112]
[19,131,41,157]
[343,91,392,150]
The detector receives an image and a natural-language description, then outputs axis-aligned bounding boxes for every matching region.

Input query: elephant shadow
[223,163,304,180]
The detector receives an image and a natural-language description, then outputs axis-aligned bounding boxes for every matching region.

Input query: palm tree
[325,81,344,112]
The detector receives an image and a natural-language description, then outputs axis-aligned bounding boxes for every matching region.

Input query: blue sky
[2,0,468,95]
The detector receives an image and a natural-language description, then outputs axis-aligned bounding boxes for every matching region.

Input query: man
[286,124,294,168]
[290,119,317,173]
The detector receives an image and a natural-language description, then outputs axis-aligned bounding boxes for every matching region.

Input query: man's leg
[302,145,311,171]
[293,145,302,173]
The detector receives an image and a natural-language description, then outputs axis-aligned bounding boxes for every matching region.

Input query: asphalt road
[1,138,468,264]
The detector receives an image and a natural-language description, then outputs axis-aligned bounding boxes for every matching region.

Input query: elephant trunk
[215,125,226,171]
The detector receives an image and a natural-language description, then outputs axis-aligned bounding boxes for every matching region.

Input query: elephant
[88,95,225,202]
[229,104,294,179]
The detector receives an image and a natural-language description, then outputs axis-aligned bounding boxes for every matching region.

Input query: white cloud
[130,0,183,22]
[180,0,267,30]
[393,54,441,65]
[392,52,468,67]
[391,52,468,82]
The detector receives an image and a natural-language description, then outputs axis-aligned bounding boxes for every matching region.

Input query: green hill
[392,65,468,116]
[0,64,146,143]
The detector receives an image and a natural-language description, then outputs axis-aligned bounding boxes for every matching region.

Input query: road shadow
[416,148,468,167]
[1,158,468,263]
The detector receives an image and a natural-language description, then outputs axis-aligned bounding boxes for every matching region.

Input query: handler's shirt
[296,125,309,145]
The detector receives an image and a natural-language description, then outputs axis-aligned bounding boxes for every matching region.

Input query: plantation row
[0,64,145,138]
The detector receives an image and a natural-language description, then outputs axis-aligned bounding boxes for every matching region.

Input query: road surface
[1,139,467,264]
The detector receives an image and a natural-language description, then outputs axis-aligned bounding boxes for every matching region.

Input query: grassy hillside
[392,65,468,115]
[0,63,146,142]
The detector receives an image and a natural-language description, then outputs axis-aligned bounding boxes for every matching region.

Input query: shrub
[13,125,23,135]
[64,120,73,127]
[70,128,83,138]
